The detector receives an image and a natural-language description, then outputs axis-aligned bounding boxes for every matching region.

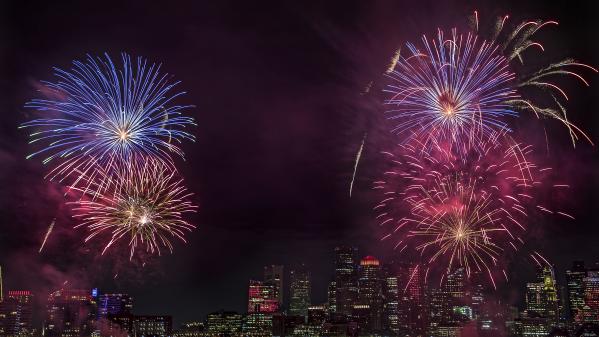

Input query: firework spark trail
[39,218,56,253]
[21,53,196,189]
[470,11,598,146]
[373,132,565,286]
[361,81,374,95]
[69,156,197,260]
[349,133,367,197]
[403,264,419,293]
[531,251,552,268]
[384,29,519,157]
[386,48,401,74]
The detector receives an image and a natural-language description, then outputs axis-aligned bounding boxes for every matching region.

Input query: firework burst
[385,15,597,150]
[373,132,563,287]
[21,53,196,187]
[70,157,197,259]
[401,176,513,289]
[384,29,519,156]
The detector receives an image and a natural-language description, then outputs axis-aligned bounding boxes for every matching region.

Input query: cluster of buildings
[1,249,599,336]
[0,271,172,337]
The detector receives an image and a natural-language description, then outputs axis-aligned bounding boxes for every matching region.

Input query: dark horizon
[2,0,599,331]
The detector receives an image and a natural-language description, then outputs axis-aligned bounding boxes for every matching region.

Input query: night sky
[1,0,599,328]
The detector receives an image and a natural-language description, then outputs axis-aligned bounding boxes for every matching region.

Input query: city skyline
[2,245,599,335]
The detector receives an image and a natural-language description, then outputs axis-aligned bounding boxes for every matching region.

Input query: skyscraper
[445,267,470,323]
[410,266,427,336]
[44,289,98,337]
[470,273,485,320]
[525,266,559,322]
[566,261,587,321]
[264,265,284,308]
[583,268,599,323]
[382,268,399,334]
[357,256,383,332]
[334,246,358,316]
[520,266,560,336]
[327,281,337,314]
[248,280,279,313]
[396,263,426,336]
[0,290,34,336]
[289,265,311,317]
[428,268,472,336]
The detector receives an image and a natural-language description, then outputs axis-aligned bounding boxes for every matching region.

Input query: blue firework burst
[385,29,518,155]
[21,53,196,184]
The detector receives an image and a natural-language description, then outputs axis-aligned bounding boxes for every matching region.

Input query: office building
[264,265,284,308]
[289,265,311,317]
[44,289,97,337]
[248,280,279,313]
[357,256,383,332]
[0,290,34,336]
[334,246,359,316]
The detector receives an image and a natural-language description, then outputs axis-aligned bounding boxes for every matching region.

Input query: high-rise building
[248,280,279,313]
[98,293,133,317]
[357,256,383,332]
[525,266,559,322]
[264,265,284,308]
[471,274,485,320]
[327,281,336,314]
[381,262,428,336]
[44,289,98,337]
[566,261,587,321]
[383,273,399,334]
[289,265,311,317]
[334,246,358,316]
[428,268,472,336]
[526,282,546,316]
[395,263,426,336]
[0,290,34,336]
[520,266,560,336]
[351,304,372,333]
[133,315,172,337]
[206,310,243,335]
[428,286,446,330]
[582,269,599,323]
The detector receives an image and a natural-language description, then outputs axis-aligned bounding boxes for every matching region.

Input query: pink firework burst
[373,132,569,287]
